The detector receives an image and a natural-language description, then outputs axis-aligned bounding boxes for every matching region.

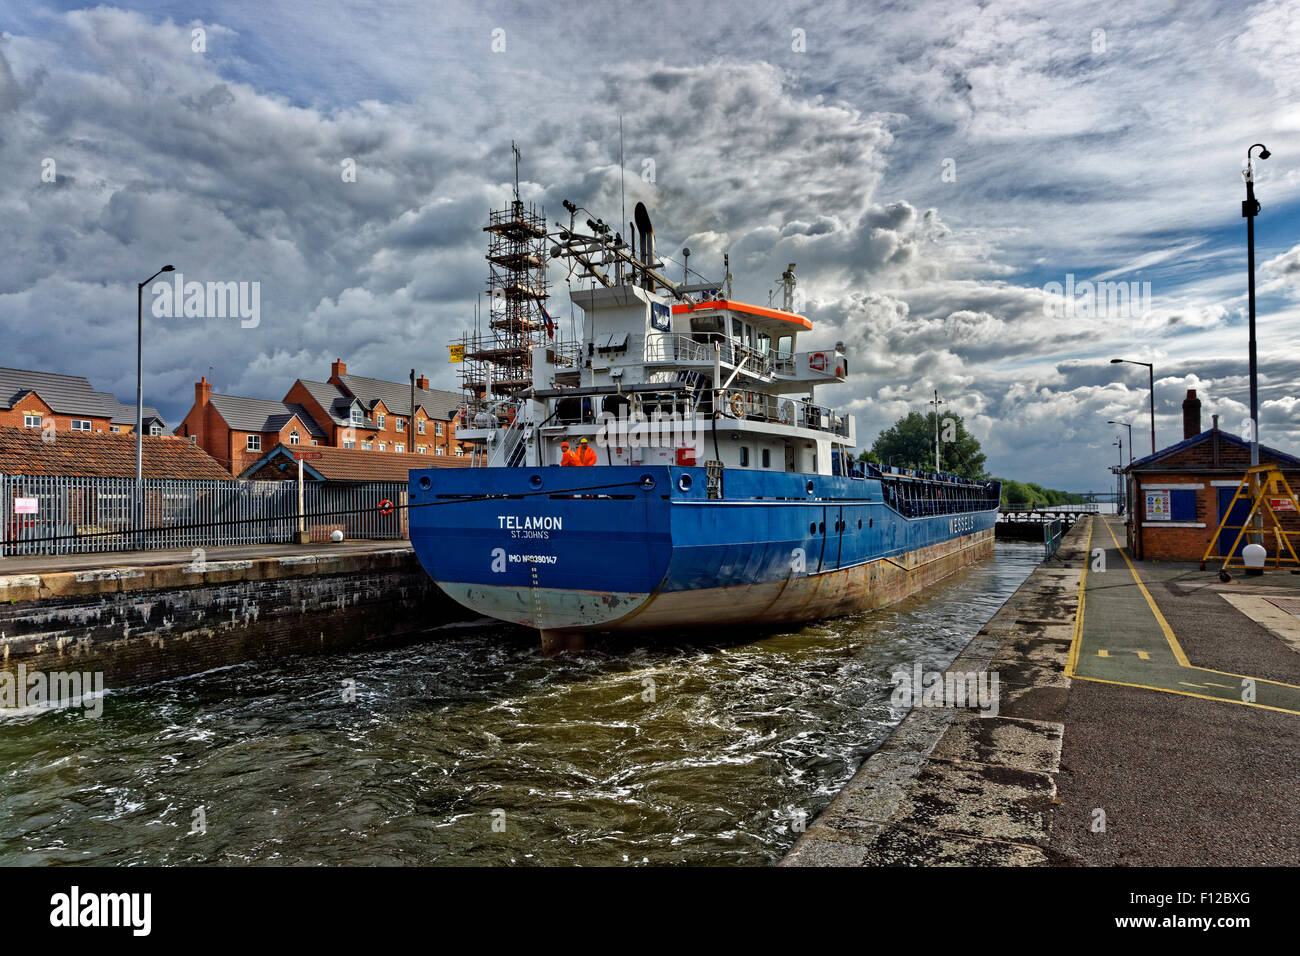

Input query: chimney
[330,358,347,380]
[1182,388,1202,439]
[416,374,430,391]
[195,376,211,407]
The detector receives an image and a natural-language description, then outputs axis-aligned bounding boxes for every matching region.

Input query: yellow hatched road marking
[1071,673,1300,715]
[1097,649,1109,657]
[1102,520,1190,666]
[1136,651,1150,660]
[1066,517,1300,714]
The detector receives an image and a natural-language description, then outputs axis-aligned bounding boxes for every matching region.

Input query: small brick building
[1124,390,1300,561]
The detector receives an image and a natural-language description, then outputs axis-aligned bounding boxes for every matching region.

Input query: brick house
[180,359,468,475]
[177,377,328,476]
[0,366,139,436]
[283,359,464,458]
[1124,389,1300,561]
[92,393,167,436]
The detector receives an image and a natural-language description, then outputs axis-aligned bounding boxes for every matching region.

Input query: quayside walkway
[784,516,1300,866]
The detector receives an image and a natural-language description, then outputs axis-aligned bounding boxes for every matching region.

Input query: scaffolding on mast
[459,144,555,405]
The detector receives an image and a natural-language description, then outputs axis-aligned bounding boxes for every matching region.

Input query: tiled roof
[1127,428,1300,471]
[239,444,473,482]
[338,373,461,421]
[0,426,232,479]
[91,392,165,428]
[207,394,327,438]
[0,367,118,418]
[295,380,365,426]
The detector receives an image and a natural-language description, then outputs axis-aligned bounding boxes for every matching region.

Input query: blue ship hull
[408,465,999,637]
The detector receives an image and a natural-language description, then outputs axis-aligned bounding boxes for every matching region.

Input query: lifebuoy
[810,352,827,371]
[378,498,395,516]
[729,393,745,418]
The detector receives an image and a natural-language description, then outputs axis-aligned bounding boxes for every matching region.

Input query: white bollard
[330,529,345,543]
[1243,543,1266,575]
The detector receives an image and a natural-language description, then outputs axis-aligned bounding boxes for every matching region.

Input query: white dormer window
[350,408,363,425]
[149,423,163,436]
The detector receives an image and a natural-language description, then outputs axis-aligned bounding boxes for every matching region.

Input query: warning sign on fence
[13,497,37,515]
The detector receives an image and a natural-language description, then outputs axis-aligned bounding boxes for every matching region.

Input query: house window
[110,425,121,434]
[435,421,444,437]
[149,423,163,436]
[455,447,465,457]
[247,435,262,451]
[23,414,41,428]
[289,431,300,445]
[377,413,385,428]
[417,420,426,435]
[396,418,405,432]
[395,443,405,453]
[342,438,355,449]
[435,446,445,455]
[69,419,92,432]
[189,435,197,445]
[418,446,427,454]
[361,441,373,450]
[378,442,386,452]
[311,439,318,446]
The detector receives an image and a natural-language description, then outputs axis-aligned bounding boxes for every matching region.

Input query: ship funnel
[634,202,655,291]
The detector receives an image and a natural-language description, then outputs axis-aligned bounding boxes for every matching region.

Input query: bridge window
[761,448,771,468]
[740,447,750,467]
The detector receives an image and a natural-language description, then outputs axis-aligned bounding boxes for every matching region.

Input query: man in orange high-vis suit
[560,441,579,466]
[577,437,597,466]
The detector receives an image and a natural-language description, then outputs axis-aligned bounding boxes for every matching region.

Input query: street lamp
[137,265,174,542]
[1108,420,1133,464]
[1110,358,1155,455]
[1244,143,1270,468]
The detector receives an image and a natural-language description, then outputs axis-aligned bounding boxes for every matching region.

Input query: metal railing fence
[0,475,408,556]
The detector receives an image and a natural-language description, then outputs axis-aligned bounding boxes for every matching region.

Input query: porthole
[806,480,815,494]
[529,473,543,490]
[418,476,431,491]
[678,474,693,492]
[639,474,656,491]
[809,522,817,535]
[857,518,862,529]
[819,521,825,533]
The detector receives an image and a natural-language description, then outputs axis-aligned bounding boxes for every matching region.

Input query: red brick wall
[0,394,112,435]
[1131,461,1300,561]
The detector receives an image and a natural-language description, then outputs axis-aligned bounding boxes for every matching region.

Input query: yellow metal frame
[1201,465,1300,570]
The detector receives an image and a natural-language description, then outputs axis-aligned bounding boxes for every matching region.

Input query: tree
[869,410,987,478]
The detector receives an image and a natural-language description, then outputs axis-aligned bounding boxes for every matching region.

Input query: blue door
[1215,487,1252,559]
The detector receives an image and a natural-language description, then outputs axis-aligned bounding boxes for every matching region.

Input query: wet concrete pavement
[783,515,1300,866]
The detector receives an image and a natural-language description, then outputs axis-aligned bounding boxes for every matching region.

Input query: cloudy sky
[2,0,1298,489]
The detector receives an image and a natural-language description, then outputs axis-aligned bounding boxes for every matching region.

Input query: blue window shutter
[1170,489,1198,521]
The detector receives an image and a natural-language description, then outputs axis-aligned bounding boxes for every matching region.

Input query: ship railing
[643,333,789,381]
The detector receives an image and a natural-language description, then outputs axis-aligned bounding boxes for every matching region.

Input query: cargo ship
[409,194,1000,652]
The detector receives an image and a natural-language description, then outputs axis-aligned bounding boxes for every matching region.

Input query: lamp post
[1110,358,1155,455]
[136,265,174,543]
[1244,143,1270,468]
[1108,420,1133,464]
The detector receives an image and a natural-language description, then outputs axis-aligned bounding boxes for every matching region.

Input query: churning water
[0,542,1042,866]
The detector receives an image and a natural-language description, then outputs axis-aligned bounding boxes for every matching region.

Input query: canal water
[0,542,1043,866]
